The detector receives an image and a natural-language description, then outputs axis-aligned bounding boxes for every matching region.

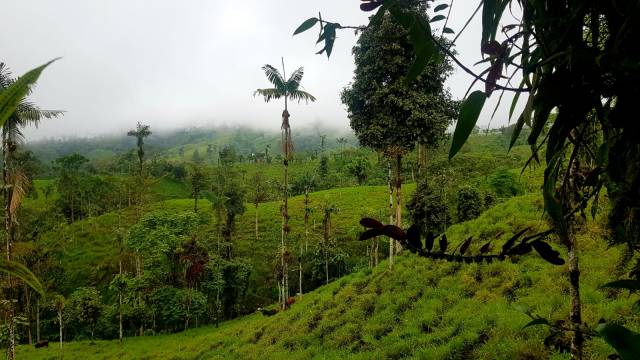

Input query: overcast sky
[2,1,523,140]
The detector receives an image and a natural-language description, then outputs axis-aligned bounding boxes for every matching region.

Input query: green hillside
[17,194,637,359]
[35,183,416,300]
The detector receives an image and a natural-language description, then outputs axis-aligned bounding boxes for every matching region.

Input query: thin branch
[448,0,482,49]
[440,0,454,38]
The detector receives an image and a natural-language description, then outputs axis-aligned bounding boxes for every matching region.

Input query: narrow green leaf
[449,91,486,159]
[602,279,640,291]
[388,4,439,84]
[481,0,497,44]
[434,4,449,12]
[430,15,446,22]
[596,322,640,360]
[293,18,318,35]
[443,27,455,34]
[0,58,59,127]
[522,318,550,329]
[508,79,525,121]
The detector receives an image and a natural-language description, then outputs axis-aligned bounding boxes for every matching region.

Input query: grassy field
[16,194,638,359]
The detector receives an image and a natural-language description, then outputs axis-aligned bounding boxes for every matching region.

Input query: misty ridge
[25,123,356,163]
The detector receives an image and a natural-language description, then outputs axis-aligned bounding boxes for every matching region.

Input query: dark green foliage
[407,180,449,235]
[340,0,456,154]
[318,155,329,179]
[148,287,207,332]
[345,156,369,185]
[489,169,523,199]
[218,145,237,166]
[456,186,483,222]
[64,287,103,339]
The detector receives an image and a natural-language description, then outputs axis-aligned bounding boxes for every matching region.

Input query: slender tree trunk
[395,154,403,253]
[255,203,259,240]
[119,259,123,344]
[3,129,16,360]
[194,196,198,213]
[387,160,394,269]
[36,297,41,343]
[26,286,32,345]
[58,309,63,352]
[299,247,303,298]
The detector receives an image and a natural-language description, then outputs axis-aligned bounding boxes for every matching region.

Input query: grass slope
[18,194,639,359]
[38,183,415,298]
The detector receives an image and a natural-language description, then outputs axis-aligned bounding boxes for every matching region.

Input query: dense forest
[2,0,639,359]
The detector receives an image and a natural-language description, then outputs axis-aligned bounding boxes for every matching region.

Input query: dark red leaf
[531,241,565,265]
[382,225,406,241]
[360,217,384,229]
[439,234,448,253]
[479,241,492,254]
[406,224,421,250]
[359,228,384,241]
[502,228,529,254]
[481,41,503,56]
[507,242,532,256]
[485,60,503,96]
[425,232,435,252]
[459,236,473,255]
[360,1,382,12]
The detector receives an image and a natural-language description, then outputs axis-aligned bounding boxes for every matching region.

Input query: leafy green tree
[126,122,152,177]
[318,155,329,179]
[346,156,369,185]
[64,287,103,339]
[255,59,316,309]
[53,153,89,222]
[188,164,208,213]
[407,180,449,235]
[248,172,269,241]
[456,186,483,222]
[340,0,456,253]
[192,148,203,163]
[148,286,207,332]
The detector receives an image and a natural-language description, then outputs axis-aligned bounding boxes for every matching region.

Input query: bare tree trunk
[255,203,259,240]
[26,286,32,345]
[36,297,41,343]
[119,259,123,344]
[387,160,394,269]
[395,154,403,253]
[3,129,16,360]
[58,309,63,352]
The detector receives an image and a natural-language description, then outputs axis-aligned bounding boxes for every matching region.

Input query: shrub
[407,180,449,234]
[488,169,524,198]
[457,186,483,222]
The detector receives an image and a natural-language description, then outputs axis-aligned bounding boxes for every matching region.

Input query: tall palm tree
[255,58,315,308]
[0,63,62,359]
[127,122,152,177]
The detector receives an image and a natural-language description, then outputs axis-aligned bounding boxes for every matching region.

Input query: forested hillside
[3,0,639,358]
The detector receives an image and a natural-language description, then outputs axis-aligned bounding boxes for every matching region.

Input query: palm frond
[0,63,14,89]
[286,67,305,91]
[254,88,283,103]
[0,258,44,295]
[288,90,317,104]
[4,119,26,145]
[262,65,286,91]
[9,167,30,216]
